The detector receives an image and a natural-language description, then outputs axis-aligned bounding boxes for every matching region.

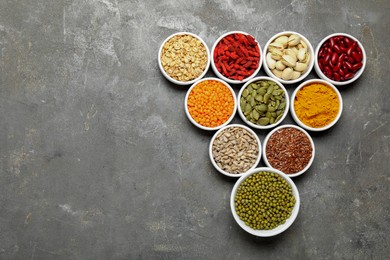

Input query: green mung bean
[234,171,295,230]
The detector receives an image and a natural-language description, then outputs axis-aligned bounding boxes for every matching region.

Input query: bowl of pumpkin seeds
[237,76,289,129]
[230,167,300,237]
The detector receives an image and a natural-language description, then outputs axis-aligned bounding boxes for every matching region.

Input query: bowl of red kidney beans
[314,33,366,86]
[211,31,262,84]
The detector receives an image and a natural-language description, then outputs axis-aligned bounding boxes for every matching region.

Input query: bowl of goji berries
[158,32,211,85]
[211,31,262,84]
[314,33,366,86]
[185,78,237,131]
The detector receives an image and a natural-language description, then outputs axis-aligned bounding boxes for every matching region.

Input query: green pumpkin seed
[252,110,260,120]
[249,97,256,107]
[258,117,270,125]
[267,85,274,95]
[270,117,275,124]
[275,113,283,122]
[245,104,252,115]
[260,81,268,88]
[258,87,267,95]
[255,95,263,102]
[264,93,270,103]
[242,89,249,97]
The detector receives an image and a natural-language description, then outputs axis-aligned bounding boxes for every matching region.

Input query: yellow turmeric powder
[294,83,340,128]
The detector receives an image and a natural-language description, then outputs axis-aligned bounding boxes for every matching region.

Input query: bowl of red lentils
[185,78,237,130]
[290,79,343,131]
[237,76,289,130]
[263,31,314,85]
[314,33,366,86]
[158,32,210,85]
[263,124,315,177]
[211,31,262,84]
[209,124,261,177]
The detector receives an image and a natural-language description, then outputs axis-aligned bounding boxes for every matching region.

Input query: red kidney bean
[344,37,351,46]
[329,37,335,48]
[331,53,339,65]
[324,66,332,76]
[344,73,354,80]
[352,51,362,62]
[324,53,331,64]
[339,46,348,52]
[333,72,341,81]
[345,56,355,63]
[333,45,342,54]
[318,35,364,81]
[347,42,357,56]
[338,53,346,62]
[344,61,353,71]
[352,62,363,72]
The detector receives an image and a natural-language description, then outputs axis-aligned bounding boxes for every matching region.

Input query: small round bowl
[237,76,289,130]
[209,124,261,177]
[290,79,343,131]
[314,33,366,86]
[263,31,314,84]
[158,32,210,85]
[185,77,237,131]
[211,31,262,84]
[230,167,300,237]
[263,124,315,177]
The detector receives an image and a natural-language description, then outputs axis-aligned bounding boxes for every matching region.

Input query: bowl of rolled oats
[209,124,261,177]
[158,32,210,85]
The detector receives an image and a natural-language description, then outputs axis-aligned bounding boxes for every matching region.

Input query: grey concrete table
[1,0,389,259]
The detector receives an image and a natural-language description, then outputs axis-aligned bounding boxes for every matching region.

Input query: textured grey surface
[0,0,389,259]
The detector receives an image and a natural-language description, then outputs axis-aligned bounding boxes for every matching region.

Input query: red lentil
[266,127,313,174]
[187,80,234,128]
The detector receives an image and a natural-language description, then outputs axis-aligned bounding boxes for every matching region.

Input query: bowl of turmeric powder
[185,77,237,131]
[290,79,343,131]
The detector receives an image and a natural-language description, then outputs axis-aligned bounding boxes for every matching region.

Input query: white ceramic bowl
[158,32,210,85]
[230,167,300,237]
[237,76,289,130]
[263,31,314,84]
[211,31,262,84]
[209,124,261,177]
[185,77,237,131]
[263,124,315,177]
[314,33,366,86]
[290,79,343,131]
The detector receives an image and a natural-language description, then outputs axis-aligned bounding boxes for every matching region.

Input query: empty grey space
[0,0,389,259]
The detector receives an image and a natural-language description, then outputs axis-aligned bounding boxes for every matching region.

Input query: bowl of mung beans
[237,76,289,129]
[158,32,210,85]
[209,124,261,177]
[185,78,237,131]
[230,167,300,237]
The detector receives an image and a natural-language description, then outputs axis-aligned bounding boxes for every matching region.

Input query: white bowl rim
[209,124,262,177]
[210,31,262,84]
[290,79,343,131]
[314,32,367,86]
[262,124,315,177]
[230,167,300,237]
[158,32,211,86]
[237,76,289,130]
[184,77,237,131]
[262,31,315,85]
